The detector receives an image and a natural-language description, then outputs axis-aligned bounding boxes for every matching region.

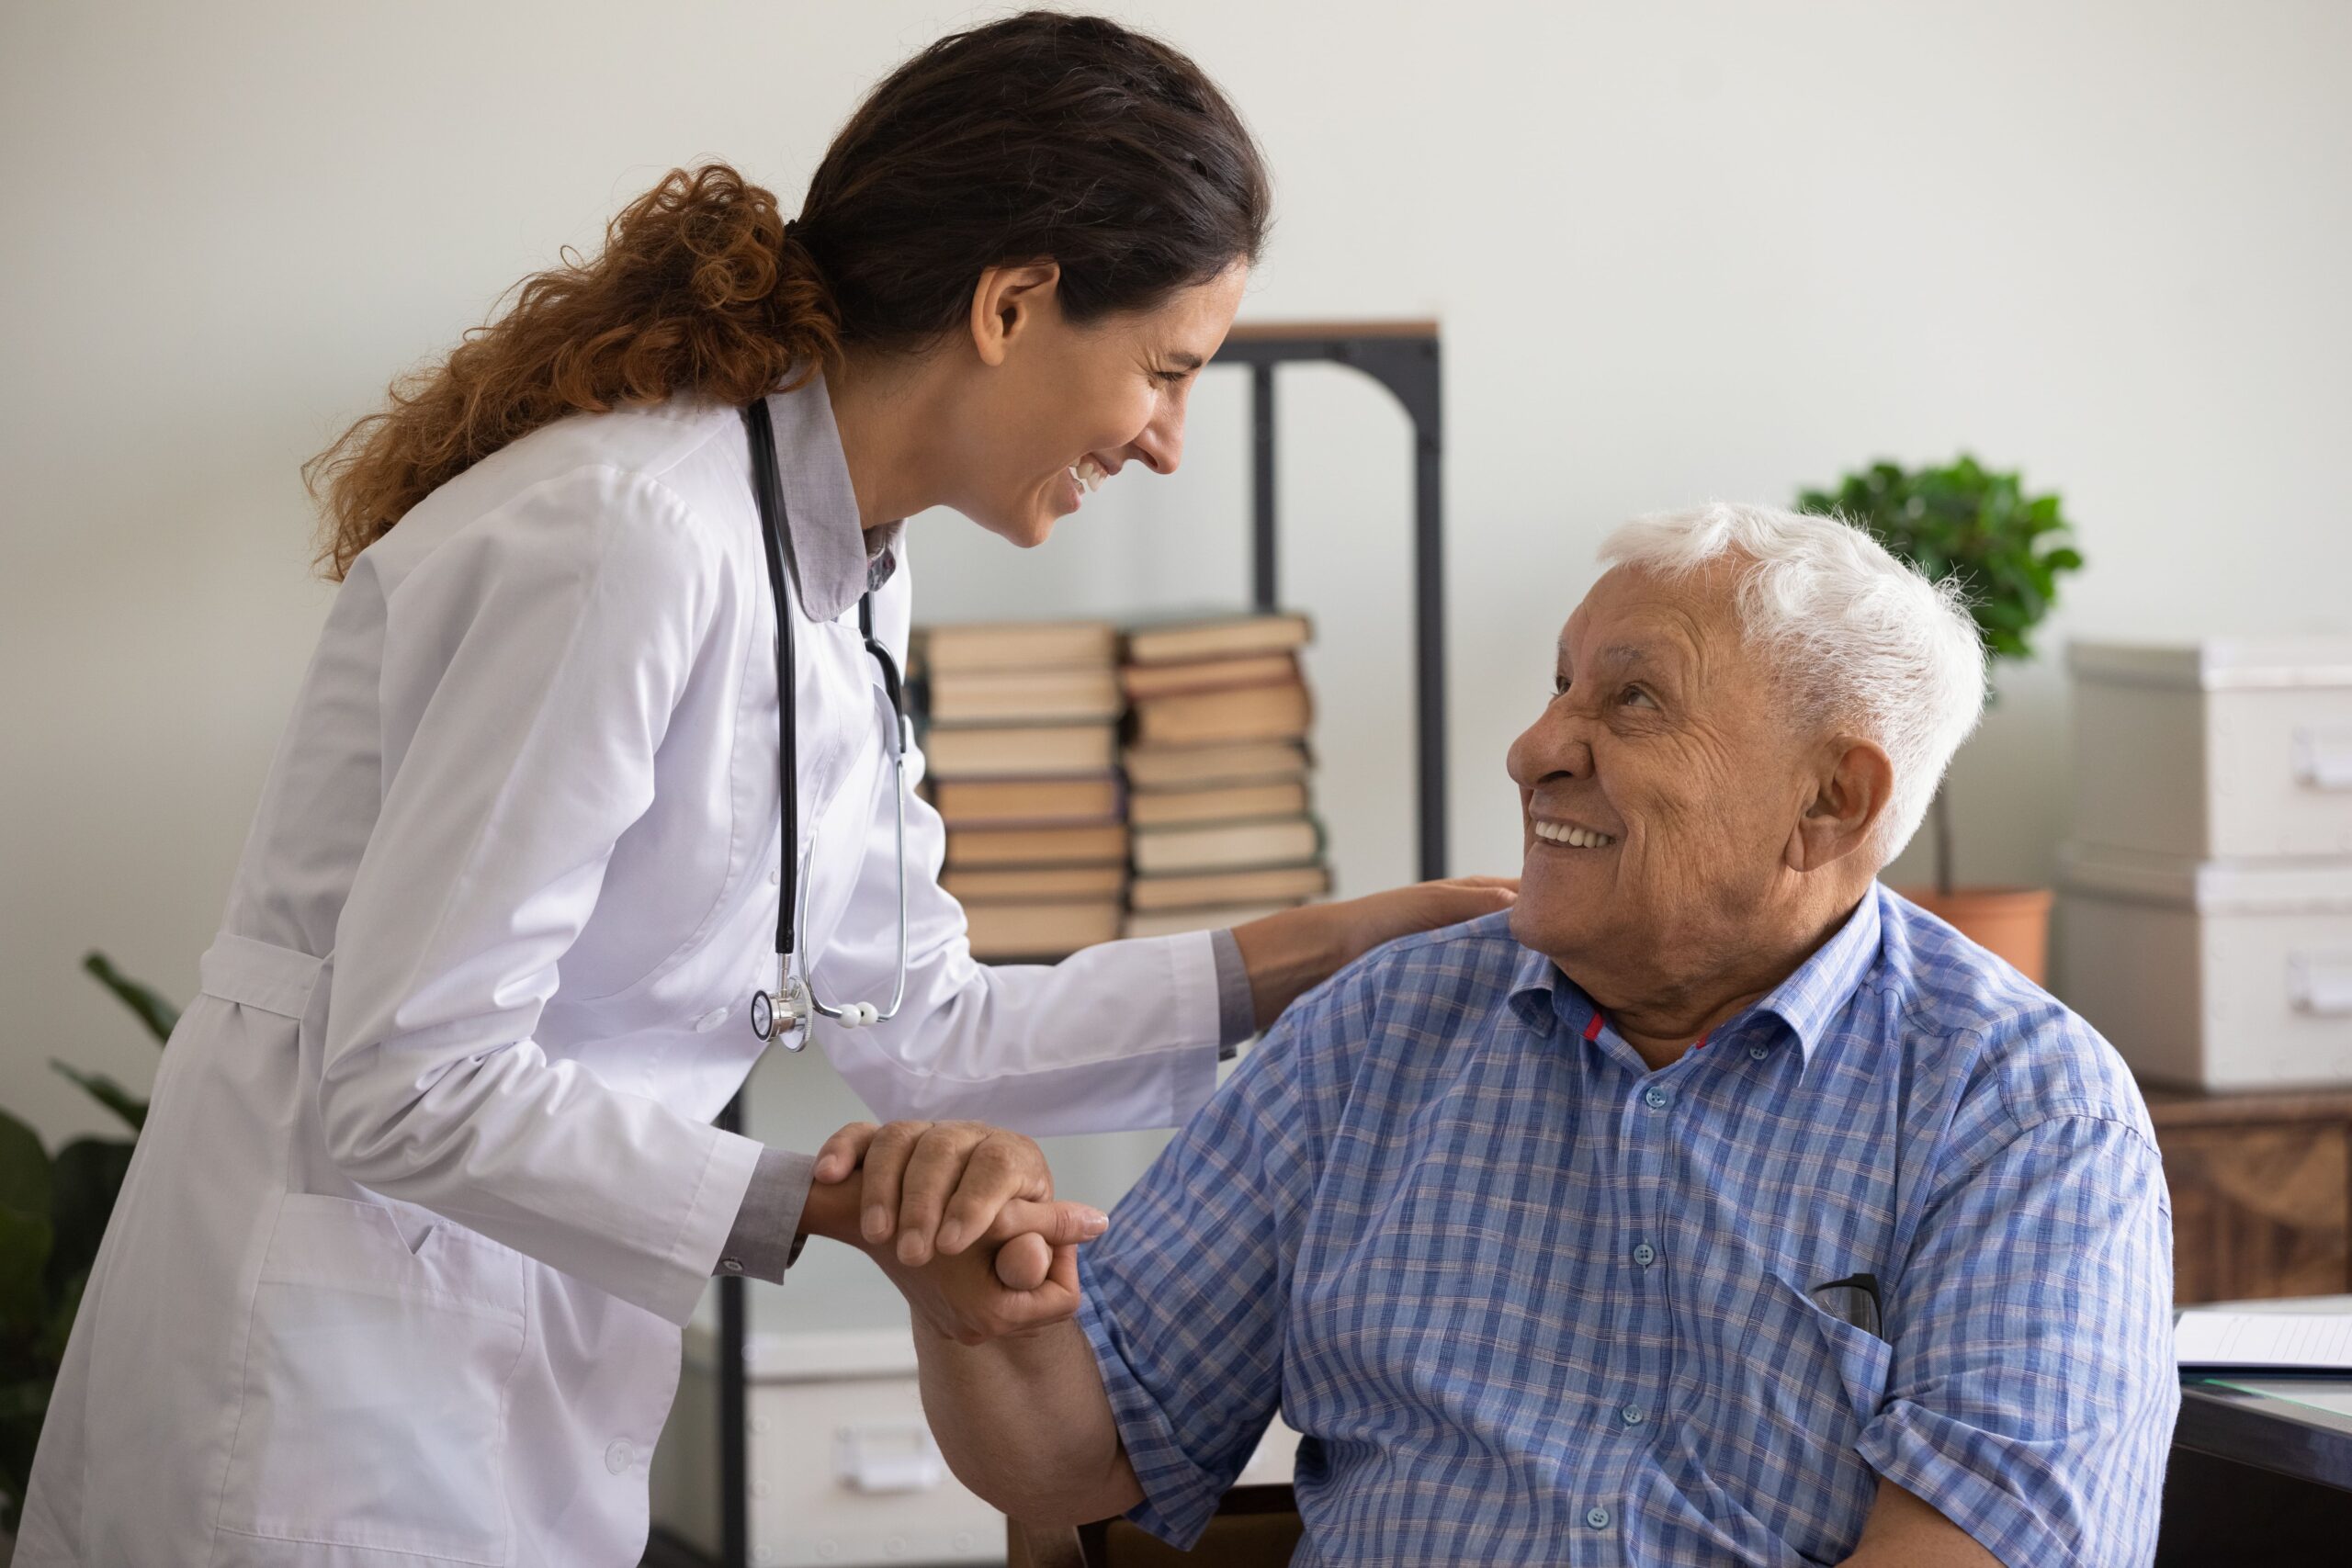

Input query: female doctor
[17,13,1509,1567]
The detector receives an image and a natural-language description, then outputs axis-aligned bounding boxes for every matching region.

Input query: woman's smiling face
[934,260,1249,547]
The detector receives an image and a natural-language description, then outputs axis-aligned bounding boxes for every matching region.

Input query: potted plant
[1,955,177,1539]
[1796,455,2084,982]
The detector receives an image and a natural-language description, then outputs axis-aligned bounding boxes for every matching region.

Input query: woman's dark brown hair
[307,10,1272,580]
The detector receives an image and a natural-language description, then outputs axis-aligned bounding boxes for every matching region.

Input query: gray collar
[762,370,900,623]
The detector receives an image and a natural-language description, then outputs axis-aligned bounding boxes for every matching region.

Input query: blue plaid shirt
[1077,886,2177,1566]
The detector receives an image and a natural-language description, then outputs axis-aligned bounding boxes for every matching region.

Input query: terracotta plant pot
[1898,886,2054,985]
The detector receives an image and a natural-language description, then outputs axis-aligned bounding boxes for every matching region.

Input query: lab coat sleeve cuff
[715,1145,818,1284]
[1209,927,1258,1061]
[654,1127,764,1324]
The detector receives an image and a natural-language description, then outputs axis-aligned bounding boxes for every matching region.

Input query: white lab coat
[16,377,1225,1566]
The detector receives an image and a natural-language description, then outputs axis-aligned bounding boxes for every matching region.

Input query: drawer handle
[832,1421,946,1494]
[2288,952,2352,1016]
[2294,726,2352,791]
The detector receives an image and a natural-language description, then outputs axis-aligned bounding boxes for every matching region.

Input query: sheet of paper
[2175,1311,2352,1371]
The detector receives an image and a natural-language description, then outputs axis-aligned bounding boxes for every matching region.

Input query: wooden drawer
[2147,1086,2352,1303]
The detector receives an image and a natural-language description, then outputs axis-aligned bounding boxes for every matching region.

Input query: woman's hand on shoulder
[1231,875,1519,1030]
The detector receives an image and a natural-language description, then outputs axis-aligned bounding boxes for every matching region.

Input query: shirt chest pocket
[215,1193,528,1564]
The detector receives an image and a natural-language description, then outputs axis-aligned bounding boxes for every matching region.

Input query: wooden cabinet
[2144,1084,2352,1303]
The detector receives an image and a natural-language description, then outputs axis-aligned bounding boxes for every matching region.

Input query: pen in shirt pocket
[1808,1271,1884,1339]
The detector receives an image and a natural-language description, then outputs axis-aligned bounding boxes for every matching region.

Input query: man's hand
[1233,875,1519,1029]
[872,1198,1084,1346]
[809,1119,1107,1266]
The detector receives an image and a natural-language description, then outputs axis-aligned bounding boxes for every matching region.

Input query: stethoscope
[742,398,912,1050]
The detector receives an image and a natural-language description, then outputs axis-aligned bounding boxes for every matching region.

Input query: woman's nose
[1127,402,1184,475]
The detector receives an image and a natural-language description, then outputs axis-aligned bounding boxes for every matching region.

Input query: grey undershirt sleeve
[715,1145,817,1283]
[1211,925,1259,1061]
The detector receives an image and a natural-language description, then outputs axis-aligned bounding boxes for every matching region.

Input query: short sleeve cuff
[1075,1257,1231,1548]
[1856,1399,2054,1568]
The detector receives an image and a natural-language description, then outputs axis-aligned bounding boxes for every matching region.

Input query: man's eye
[1621,685,1656,708]
[1551,675,1571,698]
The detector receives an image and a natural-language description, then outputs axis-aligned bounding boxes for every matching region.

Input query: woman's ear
[966,263,1061,367]
[1786,739,1894,874]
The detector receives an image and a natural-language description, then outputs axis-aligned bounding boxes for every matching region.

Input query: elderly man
[865,503,2178,1566]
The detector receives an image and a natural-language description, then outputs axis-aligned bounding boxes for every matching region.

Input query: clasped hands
[795,1119,1099,1345]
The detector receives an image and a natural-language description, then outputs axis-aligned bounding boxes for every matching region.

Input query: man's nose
[1507,706,1593,789]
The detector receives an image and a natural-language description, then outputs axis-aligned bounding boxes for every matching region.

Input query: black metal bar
[714,1094,749,1568]
[1412,347,1446,881]
[1250,361,1278,612]
[1214,328,1448,879]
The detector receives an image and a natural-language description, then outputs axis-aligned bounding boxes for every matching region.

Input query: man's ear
[1786,739,1894,874]
[966,263,1061,367]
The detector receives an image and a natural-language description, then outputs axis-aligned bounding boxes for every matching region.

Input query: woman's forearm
[911,1316,1144,1528]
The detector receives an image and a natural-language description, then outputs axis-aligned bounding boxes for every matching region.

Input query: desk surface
[2173,1294,2352,1495]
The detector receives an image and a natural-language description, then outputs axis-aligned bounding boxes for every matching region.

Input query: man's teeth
[1069,457,1107,494]
[1533,821,1617,849]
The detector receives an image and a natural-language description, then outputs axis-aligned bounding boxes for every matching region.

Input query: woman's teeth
[1069,457,1107,495]
[1533,820,1617,849]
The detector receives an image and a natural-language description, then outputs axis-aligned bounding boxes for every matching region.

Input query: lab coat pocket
[216,1192,527,1564]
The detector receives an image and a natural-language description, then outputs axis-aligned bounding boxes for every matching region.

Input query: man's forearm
[911,1316,1144,1528]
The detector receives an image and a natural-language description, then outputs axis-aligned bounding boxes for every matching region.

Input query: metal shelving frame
[693,320,1446,1568]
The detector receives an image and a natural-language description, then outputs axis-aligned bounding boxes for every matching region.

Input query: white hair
[1597,502,1986,867]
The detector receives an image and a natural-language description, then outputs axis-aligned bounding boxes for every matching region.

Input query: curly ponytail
[306,165,839,579]
[307,11,1270,581]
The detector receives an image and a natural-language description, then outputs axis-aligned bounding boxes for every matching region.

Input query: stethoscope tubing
[742,397,912,1047]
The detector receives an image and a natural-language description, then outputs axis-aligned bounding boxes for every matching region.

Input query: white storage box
[651,1325,1002,1566]
[2068,638,2352,861]
[2058,841,2352,1089]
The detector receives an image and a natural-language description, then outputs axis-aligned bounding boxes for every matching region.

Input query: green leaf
[49,1062,145,1134]
[82,952,179,1044]
[0,1204,52,1336]
[45,1138,132,1301]
[0,1110,48,1221]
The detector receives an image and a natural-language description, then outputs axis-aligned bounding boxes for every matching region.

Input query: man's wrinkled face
[1506,561,1817,982]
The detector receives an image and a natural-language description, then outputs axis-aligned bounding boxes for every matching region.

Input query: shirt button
[1586,1506,1611,1529]
[770,863,783,886]
[1632,1241,1657,1267]
[1642,1086,1670,1110]
[1748,1043,1770,1060]
[1622,1404,1645,1427]
[605,1438,636,1474]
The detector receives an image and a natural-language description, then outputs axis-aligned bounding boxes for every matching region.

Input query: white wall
[6,0,2348,1278]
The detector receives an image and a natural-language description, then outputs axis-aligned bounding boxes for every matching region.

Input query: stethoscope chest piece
[750,974,812,1051]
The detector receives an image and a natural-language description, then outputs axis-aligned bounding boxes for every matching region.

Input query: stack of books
[1119,612,1331,938]
[916,621,1128,960]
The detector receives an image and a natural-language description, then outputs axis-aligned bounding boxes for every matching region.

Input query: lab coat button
[770,863,783,886]
[605,1438,635,1474]
[696,1007,730,1032]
